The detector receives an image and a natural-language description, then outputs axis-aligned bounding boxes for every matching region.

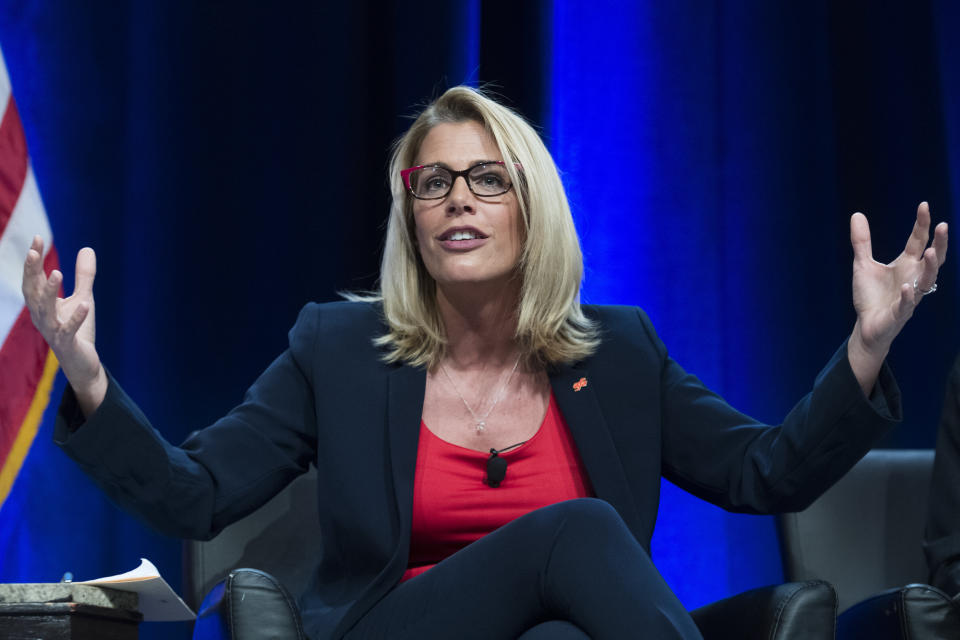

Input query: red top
[402,392,594,581]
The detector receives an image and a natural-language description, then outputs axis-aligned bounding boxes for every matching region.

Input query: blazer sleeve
[53,303,322,539]
[923,353,960,578]
[640,309,903,513]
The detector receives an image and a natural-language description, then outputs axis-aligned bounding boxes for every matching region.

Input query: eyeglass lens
[409,163,511,199]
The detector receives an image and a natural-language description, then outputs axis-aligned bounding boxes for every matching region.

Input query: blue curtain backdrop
[0,1,957,638]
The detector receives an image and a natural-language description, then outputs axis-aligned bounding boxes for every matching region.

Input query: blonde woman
[23,86,947,639]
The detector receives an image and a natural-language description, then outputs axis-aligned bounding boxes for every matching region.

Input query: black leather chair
[184,466,835,639]
[184,470,324,619]
[777,449,960,639]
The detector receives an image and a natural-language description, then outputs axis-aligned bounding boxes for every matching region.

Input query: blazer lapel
[387,364,426,538]
[339,363,426,636]
[550,363,642,535]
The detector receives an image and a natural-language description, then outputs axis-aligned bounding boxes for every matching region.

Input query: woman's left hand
[848,201,948,393]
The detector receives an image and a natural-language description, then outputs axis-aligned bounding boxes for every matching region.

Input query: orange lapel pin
[573,377,588,392]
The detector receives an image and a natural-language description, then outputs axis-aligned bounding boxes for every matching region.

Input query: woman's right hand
[21,235,107,417]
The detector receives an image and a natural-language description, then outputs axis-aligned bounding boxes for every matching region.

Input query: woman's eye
[473,172,505,188]
[425,177,450,191]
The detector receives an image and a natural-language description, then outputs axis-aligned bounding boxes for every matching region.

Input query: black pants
[344,498,703,639]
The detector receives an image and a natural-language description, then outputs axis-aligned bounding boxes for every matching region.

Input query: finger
[21,235,46,286]
[74,248,97,296]
[903,202,931,259]
[897,282,917,319]
[915,247,940,294]
[850,213,873,263]
[39,269,63,330]
[932,221,948,267]
[21,248,45,305]
[58,302,90,340]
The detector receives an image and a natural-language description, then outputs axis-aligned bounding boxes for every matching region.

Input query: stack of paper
[81,558,195,621]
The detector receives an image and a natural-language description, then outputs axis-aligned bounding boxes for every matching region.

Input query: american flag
[0,45,59,509]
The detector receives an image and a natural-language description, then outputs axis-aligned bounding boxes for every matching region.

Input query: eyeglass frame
[400,161,521,200]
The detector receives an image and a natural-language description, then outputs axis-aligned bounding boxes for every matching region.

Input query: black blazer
[56,301,901,639]
[925,352,960,587]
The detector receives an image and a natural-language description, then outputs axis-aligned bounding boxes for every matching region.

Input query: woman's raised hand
[21,236,107,416]
[848,202,948,393]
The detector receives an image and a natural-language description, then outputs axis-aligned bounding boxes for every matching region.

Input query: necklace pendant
[440,355,521,436]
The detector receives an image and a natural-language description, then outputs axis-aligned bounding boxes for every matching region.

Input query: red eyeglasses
[401,161,518,200]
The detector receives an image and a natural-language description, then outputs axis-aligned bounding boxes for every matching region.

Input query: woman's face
[411,121,523,291]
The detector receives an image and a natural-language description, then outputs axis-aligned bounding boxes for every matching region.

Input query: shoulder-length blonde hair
[371,86,598,369]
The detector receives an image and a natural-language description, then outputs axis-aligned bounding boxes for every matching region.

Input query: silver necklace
[440,355,521,433]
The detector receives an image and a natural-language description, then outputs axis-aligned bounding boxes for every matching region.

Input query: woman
[22,86,948,639]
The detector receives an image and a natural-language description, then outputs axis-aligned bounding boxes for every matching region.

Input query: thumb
[850,213,873,264]
[74,248,97,296]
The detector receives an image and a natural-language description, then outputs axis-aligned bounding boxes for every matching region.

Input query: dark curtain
[0,2,956,638]
[550,0,958,603]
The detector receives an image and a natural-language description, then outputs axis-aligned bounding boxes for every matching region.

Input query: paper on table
[81,558,196,621]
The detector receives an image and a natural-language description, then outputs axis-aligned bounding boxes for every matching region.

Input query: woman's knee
[531,499,655,590]
[539,499,662,590]
[545,498,634,545]
[488,498,645,582]
[517,620,590,639]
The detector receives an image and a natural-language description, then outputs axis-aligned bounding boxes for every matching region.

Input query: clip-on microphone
[485,440,527,487]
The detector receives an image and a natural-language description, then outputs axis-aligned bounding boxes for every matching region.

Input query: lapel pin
[573,377,588,392]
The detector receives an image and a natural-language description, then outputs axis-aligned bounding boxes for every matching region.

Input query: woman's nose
[446,175,475,214]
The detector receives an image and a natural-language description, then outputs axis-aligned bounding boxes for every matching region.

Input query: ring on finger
[913,277,938,296]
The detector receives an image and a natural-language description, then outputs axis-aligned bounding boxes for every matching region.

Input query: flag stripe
[0,167,52,341]
[0,347,58,509]
[0,305,49,448]
[0,248,58,459]
[0,310,40,454]
[0,54,10,152]
[0,97,28,230]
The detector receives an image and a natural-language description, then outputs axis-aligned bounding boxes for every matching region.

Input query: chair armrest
[192,568,306,640]
[931,559,960,598]
[691,580,837,640]
[838,584,960,640]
